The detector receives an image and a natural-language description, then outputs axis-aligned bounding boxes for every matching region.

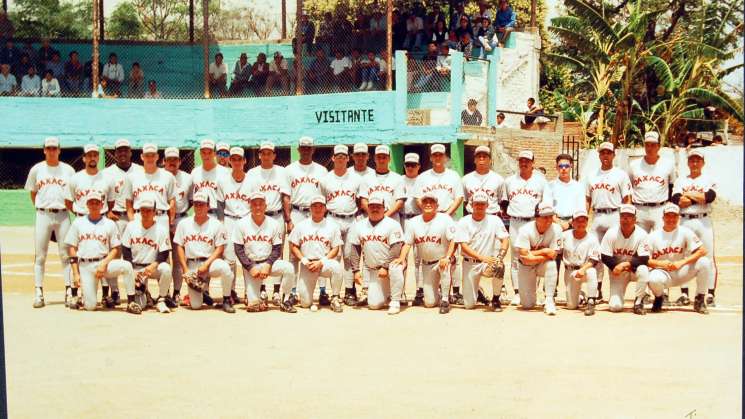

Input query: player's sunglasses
[557,163,571,169]
[216,151,230,158]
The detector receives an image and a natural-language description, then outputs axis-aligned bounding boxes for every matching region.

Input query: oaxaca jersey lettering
[216,173,250,218]
[172,170,193,214]
[629,157,676,204]
[173,216,228,259]
[68,170,114,214]
[645,226,702,262]
[124,169,175,210]
[414,168,464,212]
[454,214,509,256]
[360,171,405,209]
[103,163,144,212]
[404,212,456,261]
[584,167,631,209]
[560,230,600,266]
[599,226,649,262]
[501,172,551,218]
[462,170,504,214]
[286,161,326,206]
[549,179,585,218]
[321,170,364,215]
[515,221,562,252]
[232,215,283,261]
[64,216,120,258]
[24,161,75,210]
[244,166,290,212]
[672,173,717,215]
[191,165,226,209]
[402,176,421,216]
[348,216,404,267]
[288,218,343,259]
[121,220,171,264]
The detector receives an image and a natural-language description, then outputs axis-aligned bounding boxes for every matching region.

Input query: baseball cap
[249,191,265,201]
[404,153,420,164]
[310,195,326,205]
[471,191,489,203]
[353,143,368,154]
[142,143,158,154]
[367,194,385,206]
[44,136,60,148]
[200,139,216,150]
[83,144,98,154]
[229,147,244,157]
[333,144,349,155]
[216,142,230,152]
[375,145,390,155]
[259,141,275,151]
[421,191,438,201]
[114,138,131,149]
[518,150,534,160]
[619,204,636,215]
[298,136,314,147]
[644,132,660,143]
[537,202,554,217]
[663,203,680,214]
[598,142,614,152]
[164,147,179,159]
[474,145,490,156]
[430,144,446,154]
[688,149,705,160]
[138,197,156,209]
[192,191,209,203]
[572,209,588,219]
[86,190,104,203]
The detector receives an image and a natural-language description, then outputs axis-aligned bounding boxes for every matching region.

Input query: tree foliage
[109,2,143,40]
[8,0,92,39]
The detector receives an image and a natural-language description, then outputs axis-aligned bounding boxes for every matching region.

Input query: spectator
[306,48,332,92]
[229,53,252,96]
[495,112,510,128]
[37,39,58,69]
[20,65,40,96]
[297,14,315,54]
[0,62,17,95]
[461,99,483,126]
[353,12,368,50]
[102,53,124,96]
[317,12,335,49]
[403,13,424,51]
[83,58,102,91]
[456,32,474,60]
[208,52,227,97]
[431,20,448,44]
[92,78,117,98]
[359,51,383,90]
[334,12,355,52]
[450,2,469,31]
[454,15,472,41]
[63,51,84,95]
[477,2,494,20]
[0,11,15,40]
[45,51,64,82]
[349,48,363,87]
[13,53,32,81]
[370,11,386,47]
[249,52,270,96]
[266,51,290,95]
[41,69,61,97]
[143,80,162,98]
[0,38,20,68]
[712,135,724,146]
[330,49,352,89]
[21,41,37,67]
[378,50,391,88]
[478,17,498,54]
[127,62,145,98]
[427,4,447,26]
[412,42,439,91]
[495,0,517,47]
[412,1,427,18]
[524,97,544,124]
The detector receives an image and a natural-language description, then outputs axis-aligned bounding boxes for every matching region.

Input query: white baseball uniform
[25,161,75,288]
[600,226,651,312]
[549,178,584,221]
[288,217,344,307]
[64,216,135,311]
[103,163,144,233]
[68,170,115,215]
[405,213,457,307]
[402,175,423,288]
[121,220,173,299]
[124,168,175,230]
[360,171,405,223]
[560,230,600,309]
[629,157,676,232]
[244,165,291,231]
[321,170,364,287]
[462,170,504,215]
[216,172,250,269]
[169,169,193,294]
[514,221,562,309]
[454,214,509,309]
[286,161,326,226]
[414,168,464,213]
[646,226,712,297]
[191,165,226,214]
[348,216,405,309]
[172,216,234,309]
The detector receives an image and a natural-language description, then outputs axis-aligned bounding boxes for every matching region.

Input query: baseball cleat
[319,292,331,307]
[272,292,281,306]
[651,296,664,313]
[511,293,521,306]
[584,300,595,316]
[127,301,142,315]
[387,301,401,315]
[476,290,488,305]
[102,296,115,309]
[490,296,502,312]
[449,292,464,305]
[438,300,450,314]
[33,295,45,308]
[633,302,646,315]
[287,293,298,306]
[412,289,424,306]
[544,298,557,316]
[68,296,80,310]
[706,293,716,307]
[331,296,343,313]
[499,287,509,305]
[693,294,709,315]
[259,289,268,304]
[343,292,359,306]
[231,290,242,305]
[156,299,171,313]
[280,299,297,313]
[222,300,236,314]
[202,292,214,307]
[577,290,587,307]
[675,294,691,306]
[111,291,122,306]
[164,295,178,309]
[642,292,652,305]
[596,289,604,303]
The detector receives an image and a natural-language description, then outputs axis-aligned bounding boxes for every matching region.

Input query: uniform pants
[634,205,664,233]
[462,260,503,309]
[171,214,188,294]
[186,259,234,309]
[78,259,134,311]
[132,262,173,298]
[591,210,617,288]
[297,259,343,308]
[647,257,712,297]
[608,266,649,312]
[681,216,716,289]
[420,260,452,308]
[508,218,531,291]
[517,260,558,309]
[363,265,405,309]
[222,216,241,289]
[114,211,131,236]
[329,214,356,288]
[403,217,423,288]
[74,215,119,293]
[34,210,72,288]
[563,266,598,310]
[242,260,295,305]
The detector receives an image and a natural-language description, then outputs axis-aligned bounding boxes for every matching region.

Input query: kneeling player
[561,209,600,316]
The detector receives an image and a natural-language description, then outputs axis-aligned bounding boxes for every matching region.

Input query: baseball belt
[111,210,127,216]
[74,212,86,217]
[510,216,534,222]
[133,262,153,268]
[265,209,282,217]
[207,209,219,215]
[37,208,66,213]
[79,257,104,263]
[330,212,356,219]
[175,211,189,218]
[564,264,582,270]
[633,201,666,207]
[593,208,618,214]
[187,257,209,263]
[463,257,480,263]
[402,213,419,219]
[681,213,708,219]
[224,213,244,220]
[292,204,310,212]
[423,257,453,265]
[557,216,572,222]
[135,209,166,216]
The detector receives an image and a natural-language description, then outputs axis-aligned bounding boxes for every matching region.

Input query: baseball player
[514,203,562,315]
[163,146,192,304]
[173,191,236,313]
[645,203,712,314]
[349,194,406,315]
[401,152,424,305]
[351,142,376,185]
[121,197,175,313]
[462,145,504,217]
[560,209,600,316]
[65,191,139,313]
[499,149,552,306]
[191,139,226,219]
[216,142,231,168]
[599,204,650,315]
[399,192,457,314]
[25,136,75,308]
[288,195,345,312]
[124,143,176,231]
[359,145,405,223]
[102,138,143,234]
[671,149,718,306]
[233,192,297,313]
[454,192,509,311]
[629,131,676,233]
[321,144,365,305]
[585,141,632,301]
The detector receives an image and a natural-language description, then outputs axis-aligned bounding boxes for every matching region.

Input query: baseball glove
[135,270,149,292]
[184,271,208,293]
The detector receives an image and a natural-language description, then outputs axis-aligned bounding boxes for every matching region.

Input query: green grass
[0,189,35,226]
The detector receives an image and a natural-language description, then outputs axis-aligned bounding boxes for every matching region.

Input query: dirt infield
[1,204,742,418]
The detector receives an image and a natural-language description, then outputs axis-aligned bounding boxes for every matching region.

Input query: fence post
[202,0,210,99]
[294,0,304,96]
[394,50,407,126]
[92,0,100,94]
[385,0,393,91]
[449,50,464,128]
[99,0,105,42]
[281,0,287,39]
[189,0,195,43]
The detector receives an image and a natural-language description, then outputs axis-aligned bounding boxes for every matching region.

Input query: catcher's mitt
[184,271,208,293]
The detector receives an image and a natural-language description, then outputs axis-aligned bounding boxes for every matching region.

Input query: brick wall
[495,131,562,179]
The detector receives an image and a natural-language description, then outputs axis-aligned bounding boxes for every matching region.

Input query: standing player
[121,198,175,313]
[103,138,143,234]
[349,194,406,315]
[173,192,236,313]
[191,139,226,219]
[68,144,115,217]
[454,192,509,311]
[124,143,176,231]
[399,192,457,314]
[216,142,231,168]
[550,154,583,231]
[672,149,718,306]
[25,136,75,308]
[352,142,376,186]
[163,146,192,304]
[629,131,675,232]
[514,203,562,315]
[560,209,600,316]
[599,204,650,315]
[585,142,632,301]
[645,203,712,314]
[287,136,327,227]
[65,191,139,313]
[233,192,297,313]
[462,145,504,217]
[288,195,344,313]
[360,145,405,223]
[401,152,424,305]
[499,150,551,306]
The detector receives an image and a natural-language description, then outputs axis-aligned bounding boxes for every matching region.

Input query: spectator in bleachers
[431,19,448,44]
[353,12,368,51]
[412,1,427,18]
[208,52,228,97]
[358,51,381,90]
[0,38,20,67]
[229,52,252,96]
[128,62,145,98]
[92,78,117,98]
[454,16,472,42]
[478,17,498,55]
[495,0,517,48]
[249,53,270,96]
[330,49,352,89]
[37,39,58,69]
[306,48,332,92]
[335,12,355,52]
[413,42,448,91]
[392,10,407,51]
[712,135,724,146]
[495,112,510,128]
[41,69,61,97]
[456,32,474,60]
[349,48,363,88]
[523,97,544,125]
[0,11,15,40]
[298,14,316,54]
[63,51,84,95]
[83,58,102,91]
[102,53,124,96]
[144,80,162,98]
[0,63,16,95]
[45,51,64,82]
[461,98,483,126]
[403,13,424,51]
[477,2,494,20]
[21,41,37,67]
[20,65,40,96]
[427,4,447,26]
[450,2,469,31]
[13,53,32,81]
[370,11,386,47]
[266,51,290,96]
[316,12,335,50]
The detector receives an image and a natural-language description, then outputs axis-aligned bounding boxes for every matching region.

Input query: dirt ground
[1,204,742,418]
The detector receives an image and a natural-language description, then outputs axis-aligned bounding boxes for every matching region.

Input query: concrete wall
[493,31,541,128]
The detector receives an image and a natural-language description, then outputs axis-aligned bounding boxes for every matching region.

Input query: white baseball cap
[644,131,660,143]
[474,145,490,156]
[367,194,386,206]
[192,191,210,203]
[114,138,131,149]
[471,191,489,203]
[298,136,314,147]
[164,147,180,159]
[353,143,368,154]
[430,144,446,154]
[259,141,275,151]
[375,145,390,155]
[310,195,326,205]
[619,204,636,215]
[598,142,614,152]
[572,209,588,219]
[86,190,104,203]
[537,202,554,217]
[200,139,216,150]
[333,144,349,155]
[404,153,420,164]
[229,147,244,157]
[249,191,265,201]
[421,191,438,201]
[688,149,705,160]
[138,197,156,209]
[518,150,534,160]
[142,143,158,154]
[663,203,680,214]
[216,142,230,152]
[44,136,60,148]
[83,144,98,154]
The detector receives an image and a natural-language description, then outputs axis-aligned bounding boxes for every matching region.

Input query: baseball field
[1,202,742,419]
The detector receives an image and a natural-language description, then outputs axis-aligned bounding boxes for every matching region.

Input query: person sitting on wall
[495,112,510,128]
[358,50,384,91]
[229,53,252,96]
[453,15,472,43]
[41,69,61,97]
[266,51,290,96]
[330,49,352,89]
[306,48,332,92]
[0,62,17,95]
[523,97,544,125]
[144,80,162,98]
[63,51,84,96]
[101,52,124,96]
[495,0,517,48]
[296,14,316,54]
[209,52,228,98]
[461,98,483,126]
[711,135,724,146]
[456,32,474,60]
[128,62,145,98]
[249,53,270,96]
[20,65,40,96]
